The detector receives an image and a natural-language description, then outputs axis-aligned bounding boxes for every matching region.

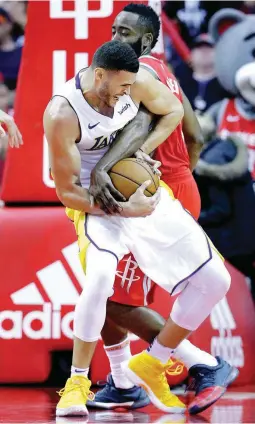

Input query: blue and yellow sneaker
[87,373,150,409]
[188,356,239,415]
[56,375,94,416]
[122,351,186,413]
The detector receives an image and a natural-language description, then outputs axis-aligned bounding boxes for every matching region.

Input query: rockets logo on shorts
[115,256,141,292]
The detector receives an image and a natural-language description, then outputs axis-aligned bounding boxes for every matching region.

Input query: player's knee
[85,273,114,304]
[217,263,231,297]
[190,254,231,301]
[85,249,117,300]
[208,258,231,300]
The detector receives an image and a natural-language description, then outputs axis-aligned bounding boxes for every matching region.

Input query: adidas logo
[0,243,140,342]
[0,243,86,340]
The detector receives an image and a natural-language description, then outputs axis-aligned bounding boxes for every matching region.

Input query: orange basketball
[109,158,159,200]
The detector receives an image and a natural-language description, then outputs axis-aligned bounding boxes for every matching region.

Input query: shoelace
[57,384,95,401]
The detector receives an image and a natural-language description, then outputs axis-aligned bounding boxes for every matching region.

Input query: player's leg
[102,303,165,388]
[123,250,238,414]
[101,315,133,390]
[88,303,165,409]
[106,301,165,342]
[56,243,118,417]
[90,298,228,412]
[106,302,217,376]
[89,302,191,410]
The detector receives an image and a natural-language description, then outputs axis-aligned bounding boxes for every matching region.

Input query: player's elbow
[184,120,205,147]
[55,183,75,208]
[187,130,205,147]
[170,100,184,123]
[56,188,69,207]
[195,131,205,146]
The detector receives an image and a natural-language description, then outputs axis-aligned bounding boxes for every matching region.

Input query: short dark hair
[123,3,160,49]
[92,40,139,73]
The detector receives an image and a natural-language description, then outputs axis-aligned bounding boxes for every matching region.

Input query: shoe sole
[56,405,88,416]
[189,366,239,415]
[87,397,151,410]
[122,361,186,414]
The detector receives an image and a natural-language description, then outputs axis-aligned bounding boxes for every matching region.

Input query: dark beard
[129,38,142,57]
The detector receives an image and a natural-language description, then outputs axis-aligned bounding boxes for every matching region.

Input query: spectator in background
[242,0,255,13]
[0,79,9,183]
[0,76,23,155]
[174,34,228,112]
[194,114,255,301]
[0,1,27,46]
[0,101,23,185]
[0,71,12,111]
[0,7,23,90]
[0,73,9,111]
[163,1,244,48]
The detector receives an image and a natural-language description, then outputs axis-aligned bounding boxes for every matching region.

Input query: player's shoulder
[44,96,78,127]
[43,96,79,141]
[138,56,174,83]
[135,66,157,86]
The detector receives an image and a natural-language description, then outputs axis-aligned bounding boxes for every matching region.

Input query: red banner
[1,0,165,203]
[1,0,137,202]
[0,207,254,384]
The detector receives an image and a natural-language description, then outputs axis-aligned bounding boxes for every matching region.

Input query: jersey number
[166,78,180,95]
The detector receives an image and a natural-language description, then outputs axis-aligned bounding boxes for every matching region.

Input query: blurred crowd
[0,1,26,178]
[0,0,255,300]
[163,0,255,301]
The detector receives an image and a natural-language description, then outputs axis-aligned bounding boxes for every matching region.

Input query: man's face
[95,69,136,107]
[112,11,143,57]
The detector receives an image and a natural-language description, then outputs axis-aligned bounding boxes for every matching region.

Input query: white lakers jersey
[53,70,138,188]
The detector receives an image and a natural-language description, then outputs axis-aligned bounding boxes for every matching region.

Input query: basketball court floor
[1,386,255,423]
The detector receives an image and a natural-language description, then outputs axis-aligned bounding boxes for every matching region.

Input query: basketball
[109,158,160,200]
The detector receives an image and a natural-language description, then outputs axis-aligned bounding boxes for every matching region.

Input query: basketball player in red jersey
[138,55,201,219]
[91,4,202,220]
[87,4,236,416]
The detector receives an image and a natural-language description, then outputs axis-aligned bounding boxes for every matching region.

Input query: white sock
[147,338,174,364]
[105,337,134,389]
[172,340,218,369]
[71,365,89,378]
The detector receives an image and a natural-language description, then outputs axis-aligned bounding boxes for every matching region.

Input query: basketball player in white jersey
[44,40,235,417]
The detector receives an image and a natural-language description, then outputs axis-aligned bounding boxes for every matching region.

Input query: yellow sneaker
[56,375,94,416]
[122,351,186,413]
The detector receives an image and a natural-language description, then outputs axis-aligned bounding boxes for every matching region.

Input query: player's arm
[92,106,153,175]
[44,98,158,217]
[43,97,105,215]
[181,90,204,171]
[90,106,155,202]
[90,107,162,212]
[132,68,184,154]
